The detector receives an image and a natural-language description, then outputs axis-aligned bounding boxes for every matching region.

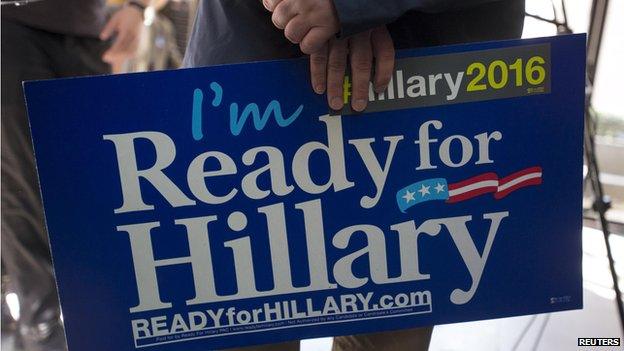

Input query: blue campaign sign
[25,34,585,350]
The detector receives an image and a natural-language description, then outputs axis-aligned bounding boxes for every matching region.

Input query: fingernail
[374,85,387,94]
[314,85,325,94]
[353,99,367,112]
[330,97,344,110]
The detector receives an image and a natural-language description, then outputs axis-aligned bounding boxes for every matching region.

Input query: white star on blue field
[396,178,449,212]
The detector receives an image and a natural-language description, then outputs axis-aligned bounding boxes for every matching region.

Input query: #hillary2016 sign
[25,35,585,350]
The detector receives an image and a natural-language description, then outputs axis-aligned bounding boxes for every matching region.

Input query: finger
[299,26,334,55]
[310,44,328,94]
[262,0,282,12]
[349,31,373,112]
[99,15,118,40]
[284,16,311,44]
[326,39,348,111]
[371,26,395,93]
[272,0,296,29]
[102,48,118,63]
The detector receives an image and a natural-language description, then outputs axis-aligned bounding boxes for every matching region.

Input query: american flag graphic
[396,166,543,212]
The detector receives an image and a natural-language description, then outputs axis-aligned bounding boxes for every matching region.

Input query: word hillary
[117,200,508,313]
[343,70,465,104]
[103,117,502,212]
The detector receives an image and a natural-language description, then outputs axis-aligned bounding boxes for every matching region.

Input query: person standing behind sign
[1,1,156,349]
[182,0,525,350]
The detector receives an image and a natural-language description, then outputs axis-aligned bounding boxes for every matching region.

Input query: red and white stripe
[446,166,543,203]
[494,166,543,199]
[447,172,499,203]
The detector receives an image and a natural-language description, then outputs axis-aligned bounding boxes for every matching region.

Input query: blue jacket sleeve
[333,0,504,37]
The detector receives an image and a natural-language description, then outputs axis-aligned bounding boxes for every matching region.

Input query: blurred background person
[1,0,169,349]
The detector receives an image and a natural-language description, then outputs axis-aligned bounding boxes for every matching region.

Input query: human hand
[99,4,145,64]
[262,0,340,55]
[310,26,395,112]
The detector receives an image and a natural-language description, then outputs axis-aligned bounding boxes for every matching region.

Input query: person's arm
[333,0,503,37]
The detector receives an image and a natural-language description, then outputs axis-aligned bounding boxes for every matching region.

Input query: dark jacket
[1,0,107,38]
[183,0,525,68]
